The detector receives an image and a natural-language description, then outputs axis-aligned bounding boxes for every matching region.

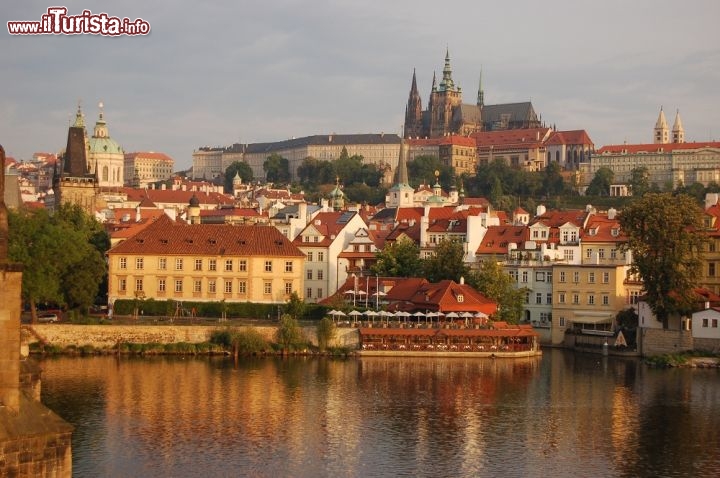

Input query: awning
[571,314,614,325]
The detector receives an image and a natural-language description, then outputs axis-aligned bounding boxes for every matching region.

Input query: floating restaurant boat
[357,322,541,357]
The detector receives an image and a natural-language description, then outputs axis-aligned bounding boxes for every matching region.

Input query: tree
[315,317,336,352]
[542,161,566,197]
[422,239,469,283]
[285,291,305,319]
[407,155,453,189]
[297,157,334,186]
[619,192,706,328]
[585,166,614,196]
[370,238,421,277]
[8,205,108,320]
[263,153,290,183]
[628,166,650,197]
[275,314,304,353]
[224,161,254,193]
[468,259,526,324]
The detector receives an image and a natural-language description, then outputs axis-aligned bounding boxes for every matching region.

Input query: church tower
[477,68,484,108]
[87,102,124,188]
[654,107,669,144]
[428,49,463,138]
[672,109,685,144]
[404,69,423,139]
[385,139,414,208]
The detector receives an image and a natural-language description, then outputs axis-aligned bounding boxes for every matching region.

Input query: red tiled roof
[582,212,625,243]
[200,208,261,217]
[545,130,594,146]
[472,128,551,148]
[109,214,304,257]
[476,225,527,255]
[122,188,234,206]
[596,141,720,154]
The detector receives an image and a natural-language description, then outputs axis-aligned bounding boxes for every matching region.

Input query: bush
[316,317,336,352]
[233,327,268,354]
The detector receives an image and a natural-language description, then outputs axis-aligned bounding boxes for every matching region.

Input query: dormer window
[611,228,620,237]
[457,294,464,303]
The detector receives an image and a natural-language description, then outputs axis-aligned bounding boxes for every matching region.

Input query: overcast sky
[2,0,719,170]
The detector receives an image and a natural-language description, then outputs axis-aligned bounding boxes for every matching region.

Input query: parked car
[38,313,59,323]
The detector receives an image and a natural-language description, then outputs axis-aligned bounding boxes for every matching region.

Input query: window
[318,252,324,261]
[535,293,542,304]
[457,294,464,303]
[535,272,545,282]
[598,248,605,259]
[239,260,247,272]
[135,279,143,292]
[509,270,518,282]
[573,272,580,283]
[540,312,551,323]
[119,279,126,291]
[194,280,202,293]
[559,317,566,327]
[603,272,610,284]
[285,282,293,295]
[174,279,183,292]
[564,250,574,261]
[306,288,312,299]
[713,319,718,328]
[710,263,716,277]
[136,257,144,270]
[588,294,595,305]
[703,318,709,327]
[158,279,166,292]
[119,257,127,269]
[602,295,609,306]
[559,271,566,283]
[521,271,529,283]
[194,259,203,271]
[208,280,216,293]
[546,293,552,304]
[307,252,313,262]
[264,281,272,294]
[547,272,553,282]
[285,261,293,273]
[317,288,323,299]
[588,272,595,284]
[307,270,313,280]
[158,257,167,270]
[175,258,183,271]
[238,281,246,294]
[586,249,593,259]
[225,259,233,272]
[611,249,617,259]
[572,294,579,305]
[559,292,566,304]
[265,261,273,272]
[317,270,324,280]
[209,259,217,271]
[224,280,232,294]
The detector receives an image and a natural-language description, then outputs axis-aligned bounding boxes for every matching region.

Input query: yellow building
[107,214,305,305]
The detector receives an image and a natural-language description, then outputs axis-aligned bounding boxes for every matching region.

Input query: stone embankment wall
[26,324,360,349]
[640,328,694,356]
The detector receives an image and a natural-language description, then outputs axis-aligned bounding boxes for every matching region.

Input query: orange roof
[109,214,304,257]
[582,212,625,243]
[597,141,720,154]
[476,225,527,255]
[545,130,594,146]
[122,188,234,207]
[472,128,551,148]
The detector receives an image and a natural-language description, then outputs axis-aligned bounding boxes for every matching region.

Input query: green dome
[88,135,123,154]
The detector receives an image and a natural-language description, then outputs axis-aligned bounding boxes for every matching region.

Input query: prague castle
[403,50,542,139]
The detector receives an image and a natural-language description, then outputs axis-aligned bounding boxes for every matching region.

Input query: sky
[2,1,720,171]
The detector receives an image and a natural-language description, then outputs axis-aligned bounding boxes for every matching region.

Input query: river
[39,349,720,478]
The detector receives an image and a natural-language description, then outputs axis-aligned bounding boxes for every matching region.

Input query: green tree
[586,166,614,196]
[628,166,650,197]
[285,291,305,319]
[407,155,453,189]
[316,317,336,352]
[263,153,291,183]
[619,192,706,328]
[370,238,422,277]
[297,157,334,186]
[542,161,566,197]
[468,259,526,324]
[275,314,304,352]
[224,161,254,193]
[422,239,469,283]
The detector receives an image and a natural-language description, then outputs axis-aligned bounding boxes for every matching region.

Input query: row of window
[557,292,611,306]
[119,257,294,273]
[307,269,324,280]
[558,271,611,284]
[118,278,293,296]
[306,251,325,262]
[306,288,324,300]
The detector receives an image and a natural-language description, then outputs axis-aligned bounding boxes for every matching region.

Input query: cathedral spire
[654,106,669,144]
[439,48,455,92]
[431,71,437,93]
[396,138,410,187]
[73,100,85,128]
[477,67,484,107]
[672,109,685,143]
[404,69,423,139]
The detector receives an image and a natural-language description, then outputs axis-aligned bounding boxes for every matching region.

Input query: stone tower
[654,107,669,144]
[672,109,685,144]
[404,69,423,139]
[428,49,463,138]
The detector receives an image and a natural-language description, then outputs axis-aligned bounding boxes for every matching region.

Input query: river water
[39,349,720,478]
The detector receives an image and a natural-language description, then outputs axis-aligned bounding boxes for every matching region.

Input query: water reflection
[39,350,720,478]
